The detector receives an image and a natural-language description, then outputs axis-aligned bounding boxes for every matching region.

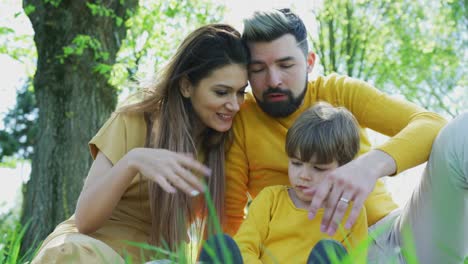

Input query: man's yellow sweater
[224,74,447,235]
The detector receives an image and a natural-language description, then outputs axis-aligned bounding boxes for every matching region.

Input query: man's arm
[308,149,395,235]
[308,74,447,234]
[224,114,250,236]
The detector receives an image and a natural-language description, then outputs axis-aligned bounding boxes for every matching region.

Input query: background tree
[310,0,466,117]
[19,0,139,253]
[15,0,225,255]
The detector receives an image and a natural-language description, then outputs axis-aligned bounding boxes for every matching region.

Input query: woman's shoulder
[89,112,147,162]
[92,112,147,142]
[112,111,147,129]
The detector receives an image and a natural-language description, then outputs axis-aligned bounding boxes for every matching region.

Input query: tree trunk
[20,0,138,255]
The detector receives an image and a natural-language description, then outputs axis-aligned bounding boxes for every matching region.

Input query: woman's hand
[76,148,212,234]
[128,148,212,196]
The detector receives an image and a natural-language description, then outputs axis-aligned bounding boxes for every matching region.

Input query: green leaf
[44,0,61,8]
[93,63,113,77]
[0,27,14,35]
[116,16,123,26]
[64,112,75,119]
[24,4,36,15]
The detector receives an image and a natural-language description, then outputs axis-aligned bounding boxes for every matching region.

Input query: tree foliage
[0,2,36,163]
[0,81,37,160]
[310,0,466,117]
[111,0,225,93]
[0,26,34,64]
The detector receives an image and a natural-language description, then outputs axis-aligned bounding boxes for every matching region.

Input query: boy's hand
[304,150,396,235]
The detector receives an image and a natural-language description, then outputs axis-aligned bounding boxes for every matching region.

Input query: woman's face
[185,64,248,132]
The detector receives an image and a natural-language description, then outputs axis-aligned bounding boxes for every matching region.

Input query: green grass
[0,211,33,264]
[2,198,466,264]
[0,206,424,264]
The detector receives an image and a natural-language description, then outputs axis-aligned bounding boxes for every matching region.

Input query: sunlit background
[0,0,462,217]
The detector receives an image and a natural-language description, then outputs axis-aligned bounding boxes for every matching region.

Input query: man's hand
[304,150,397,235]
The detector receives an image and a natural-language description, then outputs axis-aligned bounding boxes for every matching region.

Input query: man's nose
[267,69,282,88]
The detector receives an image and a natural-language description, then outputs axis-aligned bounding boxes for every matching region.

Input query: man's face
[247,34,314,117]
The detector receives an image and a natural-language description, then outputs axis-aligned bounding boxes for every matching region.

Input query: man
[224,8,466,263]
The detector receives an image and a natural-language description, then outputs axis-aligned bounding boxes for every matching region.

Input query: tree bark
[20,0,138,255]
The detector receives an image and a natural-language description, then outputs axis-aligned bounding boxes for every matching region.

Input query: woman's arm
[75,148,211,234]
[75,151,137,234]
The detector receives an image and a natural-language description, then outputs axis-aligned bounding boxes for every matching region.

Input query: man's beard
[254,83,308,118]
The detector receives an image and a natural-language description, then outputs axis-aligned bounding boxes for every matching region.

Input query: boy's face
[288,154,339,203]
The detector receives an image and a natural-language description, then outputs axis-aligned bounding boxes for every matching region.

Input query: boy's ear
[179,77,192,98]
[306,52,316,73]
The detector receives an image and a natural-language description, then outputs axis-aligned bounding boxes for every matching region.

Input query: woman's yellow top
[35,113,152,262]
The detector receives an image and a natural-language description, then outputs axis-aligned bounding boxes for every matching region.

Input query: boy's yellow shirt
[234,186,368,264]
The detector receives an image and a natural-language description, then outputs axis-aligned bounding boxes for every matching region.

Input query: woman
[32,24,250,263]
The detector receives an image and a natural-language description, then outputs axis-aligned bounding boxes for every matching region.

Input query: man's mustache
[263,87,291,96]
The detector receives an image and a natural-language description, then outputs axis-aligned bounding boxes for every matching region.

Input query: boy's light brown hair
[286,102,360,165]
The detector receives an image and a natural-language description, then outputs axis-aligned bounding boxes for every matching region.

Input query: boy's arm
[234,188,273,264]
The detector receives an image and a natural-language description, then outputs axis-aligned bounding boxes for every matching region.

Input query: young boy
[233,102,368,263]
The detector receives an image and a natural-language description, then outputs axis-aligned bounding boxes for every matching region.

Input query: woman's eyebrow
[214,83,249,90]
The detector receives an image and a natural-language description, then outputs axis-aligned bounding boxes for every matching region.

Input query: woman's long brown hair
[117,24,249,253]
